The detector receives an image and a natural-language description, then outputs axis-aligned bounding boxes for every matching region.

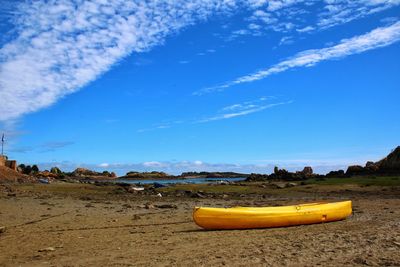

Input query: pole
[1,133,4,156]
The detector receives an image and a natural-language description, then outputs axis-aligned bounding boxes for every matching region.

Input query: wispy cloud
[1,1,398,122]
[0,0,240,122]
[318,0,400,29]
[137,97,289,132]
[197,97,292,123]
[197,21,400,94]
[226,1,400,40]
[40,141,74,152]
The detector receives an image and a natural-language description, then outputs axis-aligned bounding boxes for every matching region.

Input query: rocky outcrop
[301,167,313,176]
[72,168,117,179]
[0,165,36,183]
[344,146,400,176]
[375,146,400,174]
[345,165,365,176]
[326,170,345,178]
[247,166,319,182]
[121,171,172,180]
[246,173,269,181]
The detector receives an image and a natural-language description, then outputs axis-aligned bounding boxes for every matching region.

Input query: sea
[115,177,246,185]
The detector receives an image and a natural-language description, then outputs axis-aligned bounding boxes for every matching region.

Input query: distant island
[118,171,248,180]
[1,146,399,183]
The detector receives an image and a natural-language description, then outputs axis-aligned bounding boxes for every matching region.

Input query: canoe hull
[193,201,352,230]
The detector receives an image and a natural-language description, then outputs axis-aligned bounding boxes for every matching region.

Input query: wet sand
[0,183,399,266]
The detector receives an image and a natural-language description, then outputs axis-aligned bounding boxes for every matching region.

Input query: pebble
[38,247,55,252]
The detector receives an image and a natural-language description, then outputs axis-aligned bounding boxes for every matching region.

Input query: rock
[145,203,155,209]
[0,226,5,234]
[191,192,206,198]
[353,257,370,265]
[301,167,313,176]
[246,173,269,182]
[153,182,167,188]
[156,193,162,198]
[326,170,345,178]
[222,194,229,199]
[346,165,365,175]
[286,182,297,187]
[155,204,177,209]
[375,146,400,173]
[130,187,145,191]
[274,183,286,189]
[7,192,16,197]
[38,247,55,252]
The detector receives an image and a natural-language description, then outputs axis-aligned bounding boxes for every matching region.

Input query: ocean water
[115,177,246,185]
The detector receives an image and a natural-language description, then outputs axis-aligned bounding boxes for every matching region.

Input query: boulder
[346,165,365,176]
[301,167,313,176]
[375,146,400,173]
[326,170,345,178]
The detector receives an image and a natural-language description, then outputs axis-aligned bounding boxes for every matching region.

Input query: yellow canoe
[193,200,352,230]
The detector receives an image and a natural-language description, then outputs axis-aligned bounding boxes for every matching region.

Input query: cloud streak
[137,97,290,132]
[197,21,400,94]
[197,98,292,123]
[0,0,240,122]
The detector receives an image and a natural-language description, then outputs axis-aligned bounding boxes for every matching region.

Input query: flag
[1,133,3,142]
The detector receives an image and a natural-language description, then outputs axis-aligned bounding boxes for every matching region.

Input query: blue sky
[0,0,399,175]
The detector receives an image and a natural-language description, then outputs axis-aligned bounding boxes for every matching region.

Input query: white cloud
[0,0,240,122]
[98,163,110,168]
[318,0,400,29]
[36,157,376,176]
[136,96,288,131]
[197,98,292,122]
[296,26,314,33]
[1,0,399,122]
[143,161,167,168]
[230,1,399,39]
[279,36,294,45]
[198,21,400,94]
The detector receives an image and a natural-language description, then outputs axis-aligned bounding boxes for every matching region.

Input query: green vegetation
[18,164,39,175]
[122,171,172,180]
[159,184,268,194]
[305,176,400,186]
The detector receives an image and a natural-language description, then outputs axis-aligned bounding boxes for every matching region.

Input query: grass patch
[305,176,400,186]
[159,184,265,194]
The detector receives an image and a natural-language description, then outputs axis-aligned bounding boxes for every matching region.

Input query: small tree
[31,165,39,173]
[274,166,279,174]
[24,165,32,175]
[50,167,62,174]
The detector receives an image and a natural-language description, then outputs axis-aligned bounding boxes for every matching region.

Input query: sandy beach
[0,182,399,266]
